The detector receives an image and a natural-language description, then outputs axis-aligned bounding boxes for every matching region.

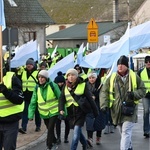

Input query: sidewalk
[16,120,47,150]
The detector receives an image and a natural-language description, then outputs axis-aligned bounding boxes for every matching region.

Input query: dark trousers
[21,100,41,131]
[87,130,102,138]
[44,116,58,149]
[56,118,70,139]
[0,121,19,150]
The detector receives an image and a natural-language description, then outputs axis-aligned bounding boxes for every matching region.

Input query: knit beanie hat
[26,58,35,66]
[87,71,97,78]
[38,70,49,79]
[145,56,150,63]
[66,68,78,77]
[54,71,65,83]
[117,55,129,67]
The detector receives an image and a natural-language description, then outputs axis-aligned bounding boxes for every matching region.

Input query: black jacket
[59,78,98,128]
[0,75,24,123]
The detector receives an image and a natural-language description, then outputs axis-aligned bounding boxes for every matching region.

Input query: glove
[58,114,66,120]
[127,91,134,100]
[0,84,7,93]
[101,107,108,114]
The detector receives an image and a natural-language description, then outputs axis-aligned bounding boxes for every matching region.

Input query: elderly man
[100,55,146,150]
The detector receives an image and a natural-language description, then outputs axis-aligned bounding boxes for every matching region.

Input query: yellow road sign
[87,18,98,43]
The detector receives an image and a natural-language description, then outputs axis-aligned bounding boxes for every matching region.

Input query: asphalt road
[29,103,149,150]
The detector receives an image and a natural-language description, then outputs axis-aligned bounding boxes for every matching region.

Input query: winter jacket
[100,69,146,125]
[0,73,24,123]
[28,80,61,119]
[86,77,105,131]
[59,78,98,128]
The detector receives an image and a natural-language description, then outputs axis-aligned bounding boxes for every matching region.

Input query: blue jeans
[71,125,87,150]
[21,101,41,131]
[142,97,150,134]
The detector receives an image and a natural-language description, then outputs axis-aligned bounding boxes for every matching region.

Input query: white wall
[46,24,74,48]
[132,0,150,26]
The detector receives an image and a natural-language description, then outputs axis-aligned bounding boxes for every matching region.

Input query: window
[23,32,36,43]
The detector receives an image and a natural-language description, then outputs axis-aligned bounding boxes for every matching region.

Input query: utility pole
[127,0,130,22]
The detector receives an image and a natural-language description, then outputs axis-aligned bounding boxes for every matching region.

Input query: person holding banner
[28,70,61,150]
[100,55,146,150]
[59,68,98,150]
[0,63,24,150]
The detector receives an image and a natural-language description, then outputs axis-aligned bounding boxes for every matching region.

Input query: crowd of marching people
[0,50,149,150]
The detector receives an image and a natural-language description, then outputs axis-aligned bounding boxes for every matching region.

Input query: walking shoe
[18,128,26,134]
[144,133,149,138]
[56,138,61,144]
[64,138,69,143]
[87,138,93,147]
[96,137,101,145]
[35,127,41,132]
[104,125,109,134]
[110,125,114,133]
[51,144,58,150]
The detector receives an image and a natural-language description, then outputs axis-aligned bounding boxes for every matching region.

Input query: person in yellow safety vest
[18,58,41,134]
[28,70,61,150]
[100,55,146,150]
[0,66,24,150]
[74,64,88,82]
[59,68,99,150]
[38,61,48,71]
[137,55,150,138]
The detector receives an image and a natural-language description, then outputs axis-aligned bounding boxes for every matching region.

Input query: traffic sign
[87,18,98,43]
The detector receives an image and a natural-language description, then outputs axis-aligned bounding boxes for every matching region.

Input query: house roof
[46,21,127,40]
[4,0,54,26]
[39,0,145,24]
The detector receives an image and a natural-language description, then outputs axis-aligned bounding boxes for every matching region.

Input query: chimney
[113,0,119,23]
[59,25,66,30]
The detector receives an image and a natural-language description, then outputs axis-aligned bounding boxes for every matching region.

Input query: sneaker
[87,138,93,147]
[144,133,149,138]
[64,138,69,143]
[57,138,61,144]
[96,137,101,145]
[104,125,110,134]
[35,127,41,132]
[18,128,26,134]
[51,144,58,150]
[110,125,114,133]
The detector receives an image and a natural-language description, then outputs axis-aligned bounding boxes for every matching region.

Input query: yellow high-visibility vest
[0,72,24,117]
[37,85,58,116]
[141,68,150,93]
[22,70,38,91]
[109,70,138,108]
[65,83,85,107]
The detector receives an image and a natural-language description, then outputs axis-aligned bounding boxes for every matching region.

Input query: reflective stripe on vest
[65,83,85,107]
[141,68,150,93]
[0,72,24,117]
[22,70,38,91]
[109,70,138,108]
[37,85,58,116]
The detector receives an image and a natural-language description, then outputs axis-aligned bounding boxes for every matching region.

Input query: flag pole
[0,25,3,83]
[128,22,131,92]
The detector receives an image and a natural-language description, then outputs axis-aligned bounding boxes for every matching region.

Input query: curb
[16,131,47,150]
